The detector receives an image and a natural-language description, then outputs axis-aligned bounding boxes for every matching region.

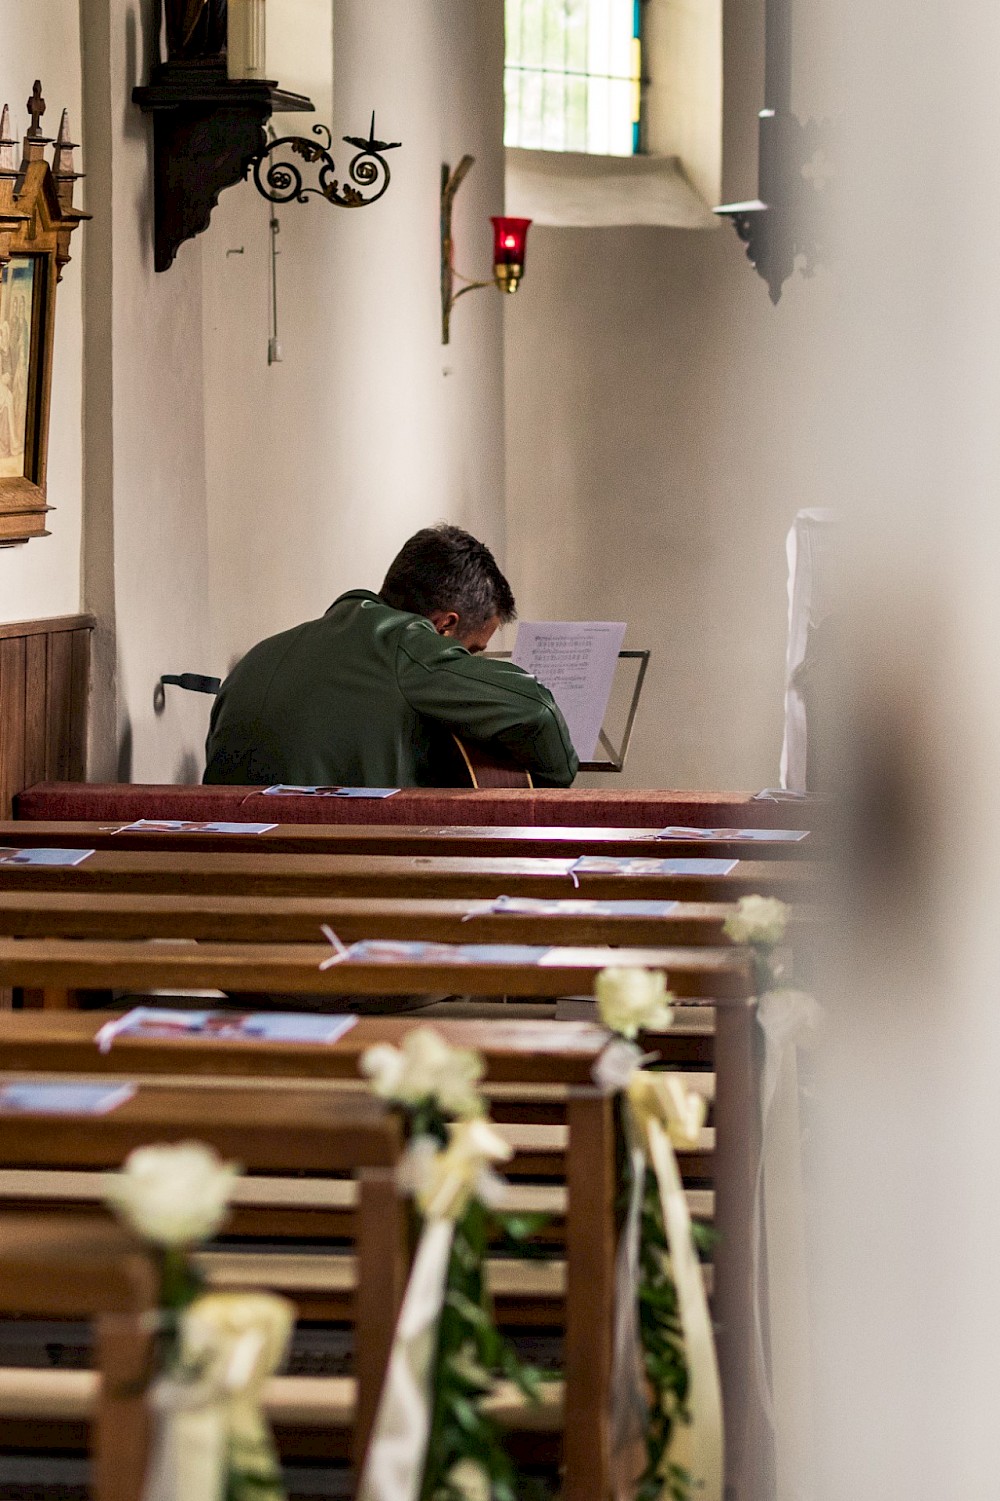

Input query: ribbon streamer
[605,1061,724,1501]
[355,1216,455,1501]
[142,1292,293,1501]
[319,924,350,970]
[752,990,822,1501]
[610,1138,653,1500]
[644,1111,724,1501]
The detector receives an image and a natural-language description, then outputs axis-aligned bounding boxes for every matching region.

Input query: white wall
[81,0,214,781]
[0,5,84,623]
[202,0,508,680]
[505,0,835,792]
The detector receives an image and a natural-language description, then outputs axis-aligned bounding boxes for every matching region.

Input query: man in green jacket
[203,525,578,788]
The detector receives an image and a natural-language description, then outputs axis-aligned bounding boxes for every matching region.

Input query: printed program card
[342,940,551,966]
[655,826,808,843]
[0,1082,136,1115]
[511,621,626,761]
[261,785,400,799]
[489,895,680,918]
[0,847,94,867]
[95,1007,357,1050]
[119,820,277,835]
[570,856,739,878]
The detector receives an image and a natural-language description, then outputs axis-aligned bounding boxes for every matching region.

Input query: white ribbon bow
[142,1292,293,1501]
[356,1121,513,1501]
[596,1045,724,1501]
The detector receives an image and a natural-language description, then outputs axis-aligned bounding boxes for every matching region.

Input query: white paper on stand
[511,620,627,761]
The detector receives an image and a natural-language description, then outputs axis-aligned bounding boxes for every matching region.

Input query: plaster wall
[505,0,836,791]
[0,6,84,624]
[81,0,213,781]
[202,0,508,684]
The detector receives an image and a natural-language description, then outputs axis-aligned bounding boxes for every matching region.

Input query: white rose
[105,1141,240,1247]
[360,1027,485,1119]
[447,1458,492,1501]
[723,894,790,947]
[595,967,674,1040]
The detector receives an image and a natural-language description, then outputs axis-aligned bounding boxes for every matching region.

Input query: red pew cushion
[13,782,817,829]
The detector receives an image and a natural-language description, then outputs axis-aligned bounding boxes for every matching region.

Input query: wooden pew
[0,1057,624,1495]
[0,1006,767,1500]
[0,936,753,1012]
[1,819,819,861]
[0,889,737,946]
[0,1084,407,1472]
[0,847,817,902]
[0,1214,155,1501]
[0,890,819,950]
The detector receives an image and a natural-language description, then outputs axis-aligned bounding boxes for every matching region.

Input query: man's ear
[428,609,461,637]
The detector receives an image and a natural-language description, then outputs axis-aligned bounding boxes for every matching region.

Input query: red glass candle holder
[490,215,532,293]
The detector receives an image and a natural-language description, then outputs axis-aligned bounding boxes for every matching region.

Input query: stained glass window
[504,0,642,157]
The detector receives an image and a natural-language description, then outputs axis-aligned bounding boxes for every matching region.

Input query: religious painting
[0,255,37,481]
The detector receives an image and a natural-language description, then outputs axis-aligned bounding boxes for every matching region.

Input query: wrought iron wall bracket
[250,114,400,208]
[133,60,314,272]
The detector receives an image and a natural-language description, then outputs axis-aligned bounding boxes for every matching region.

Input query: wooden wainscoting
[0,614,94,818]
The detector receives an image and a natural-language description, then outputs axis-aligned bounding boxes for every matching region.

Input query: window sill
[505,147,719,230]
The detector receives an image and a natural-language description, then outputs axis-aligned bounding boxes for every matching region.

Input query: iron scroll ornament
[250,113,401,208]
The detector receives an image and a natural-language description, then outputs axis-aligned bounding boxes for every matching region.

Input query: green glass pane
[505,0,525,66]
[565,75,589,151]
[519,0,546,67]
[503,66,522,146]
[518,68,546,149]
[566,0,589,72]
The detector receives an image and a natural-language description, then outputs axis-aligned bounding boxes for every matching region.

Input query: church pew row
[0,819,820,861]
[0,1092,409,1481]
[0,1080,612,1495]
[0,1215,155,1501]
[0,890,806,949]
[0,937,753,1011]
[0,847,819,902]
[14,780,821,831]
[0,1006,765,1500]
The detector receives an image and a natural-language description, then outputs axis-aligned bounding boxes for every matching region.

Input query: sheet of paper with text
[511,621,627,761]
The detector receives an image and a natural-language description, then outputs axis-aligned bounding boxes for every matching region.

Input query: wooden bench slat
[0,936,753,999]
[0,890,762,947]
[1,819,817,861]
[0,848,817,902]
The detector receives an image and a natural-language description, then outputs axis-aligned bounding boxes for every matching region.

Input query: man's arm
[395,621,579,786]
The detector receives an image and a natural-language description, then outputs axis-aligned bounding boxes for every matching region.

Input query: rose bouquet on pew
[359,1028,547,1501]
[105,1141,293,1501]
[593,969,722,1501]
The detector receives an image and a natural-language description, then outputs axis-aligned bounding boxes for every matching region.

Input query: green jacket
[203,590,578,788]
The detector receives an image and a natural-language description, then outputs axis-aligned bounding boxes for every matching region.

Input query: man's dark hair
[380,524,517,629]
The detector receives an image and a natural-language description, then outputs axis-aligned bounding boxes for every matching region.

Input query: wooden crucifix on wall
[0,82,88,547]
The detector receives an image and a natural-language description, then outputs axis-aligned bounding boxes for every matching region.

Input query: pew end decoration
[358,1028,546,1501]
[104,1140,294,1501]
[0,83,88,546]
[592,967,724,1501]
[723,894,823,1499]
